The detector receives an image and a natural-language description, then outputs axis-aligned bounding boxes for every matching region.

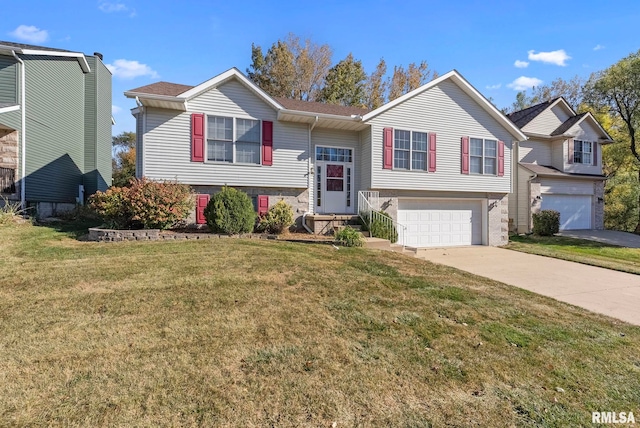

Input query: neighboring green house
[0,41,112,216]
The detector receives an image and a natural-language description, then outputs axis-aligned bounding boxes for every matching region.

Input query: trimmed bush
[258,200,295,234]
[204,186,256,235]
[335,226,364,247]
[532,209,560,236]
[361,210,398,243]
[89,178,193,230]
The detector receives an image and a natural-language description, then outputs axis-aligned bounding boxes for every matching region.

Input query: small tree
[204,187,256,234]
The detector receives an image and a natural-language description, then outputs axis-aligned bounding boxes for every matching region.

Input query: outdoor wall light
[597,197,604,203]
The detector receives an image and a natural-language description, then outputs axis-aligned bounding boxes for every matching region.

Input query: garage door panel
[541,194,591,230]
[398,199,483,248]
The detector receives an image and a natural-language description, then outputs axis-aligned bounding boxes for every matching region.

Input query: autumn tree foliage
[112,131,136,187]
[247,34,435,107]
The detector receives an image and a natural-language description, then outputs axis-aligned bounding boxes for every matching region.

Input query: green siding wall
[83,56,97,195]
[0,54,17,104]
[95,59,112,192]
[23,55,85,203]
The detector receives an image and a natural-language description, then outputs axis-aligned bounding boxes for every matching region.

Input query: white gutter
[11,50,26,211]
[21,49,90,73]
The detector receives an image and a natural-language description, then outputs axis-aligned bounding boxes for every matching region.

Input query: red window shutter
[191,113,205,162]
[461,136,470,174]
[428,133,437,172]
[593,142,598,166]
[497,140,505,177]
[257,195,269,216]
[196,194,210,224]
[262,121,273,166]
[568,138,574,164]
[383,127,393,169]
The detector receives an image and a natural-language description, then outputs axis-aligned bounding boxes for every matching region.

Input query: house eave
[124,91,188,111]
[277,109,367,131]
[519,163,607,180]
[0,46,91,73]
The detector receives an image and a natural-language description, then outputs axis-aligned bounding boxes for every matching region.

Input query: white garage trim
[541,194,592,230]
[397,198,486,248]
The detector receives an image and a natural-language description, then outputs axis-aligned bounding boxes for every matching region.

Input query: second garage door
[397,199,483,248]
[541,194,592,230]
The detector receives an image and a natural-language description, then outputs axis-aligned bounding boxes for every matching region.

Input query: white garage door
[397,199,483,248]
[541,194,592,230]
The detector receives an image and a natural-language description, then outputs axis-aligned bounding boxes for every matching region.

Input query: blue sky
[2,0,640,136]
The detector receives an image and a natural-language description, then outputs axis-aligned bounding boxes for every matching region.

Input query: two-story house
[507,98,613,232]
[0,41,112,216]
[126,68,526,247]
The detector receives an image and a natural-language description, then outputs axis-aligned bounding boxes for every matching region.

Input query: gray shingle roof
[0,40,73,53]
[506,98,559,128]
[274,97,370,117]
[551,113,587,136]
[520,162,605,179]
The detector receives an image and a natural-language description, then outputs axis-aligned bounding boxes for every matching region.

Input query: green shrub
[88,186,131,229]
[204,186,256,234]
[335,226,364,247]
[532,209,560,236]
[363,210,398,243]
[0,197,27,225]
[258,199,295,234]
[89,178,193,230]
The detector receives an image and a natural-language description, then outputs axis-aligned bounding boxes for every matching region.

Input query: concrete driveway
[558,229,640,248]
[416,246,640,326]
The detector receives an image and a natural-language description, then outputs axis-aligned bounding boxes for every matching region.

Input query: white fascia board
[524,131,567,141]
[581,112,614,143]
[0,105,20,114]
[363,70,527,142]
[548,97,577,116]
[21,49,91,73]
[179,67,284,111]
[278,109,363,123]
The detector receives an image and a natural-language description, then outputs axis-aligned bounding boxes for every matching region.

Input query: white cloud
[527,49,571,66]
[98,2,136,17]
[112,105,122,114]
[514,60,529,68]
[486,83,501,90]
[593,44,605,51]
[10,25,49,44]
[106,59,159,79]
[507,76,543,91]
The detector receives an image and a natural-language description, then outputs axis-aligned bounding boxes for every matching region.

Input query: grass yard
[507,234,640,275]
[1,222,640,427]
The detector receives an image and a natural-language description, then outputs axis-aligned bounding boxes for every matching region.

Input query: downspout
[302,116,319,234]
[11,51,26,211]
[527,170,538,233]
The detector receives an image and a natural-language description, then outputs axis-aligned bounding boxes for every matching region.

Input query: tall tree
[585,49,640,232]
[504,76,585,113]
[366,58,387,109]
[388,61,434,101]
[247,34,331,101]
[317,53,367,107]
[112,132,136,187]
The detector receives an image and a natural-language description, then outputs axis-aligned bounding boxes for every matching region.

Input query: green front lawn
[1,221,639,426]
[506,234,640,275]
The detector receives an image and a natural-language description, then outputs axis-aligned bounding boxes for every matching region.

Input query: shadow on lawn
[36,218,102,240]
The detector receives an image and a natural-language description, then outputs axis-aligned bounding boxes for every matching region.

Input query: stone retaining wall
[88,228,275,243]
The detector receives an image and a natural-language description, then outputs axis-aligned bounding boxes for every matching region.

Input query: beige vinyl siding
[564,120,604,175]
[551,139,565,170]
[23,55,85,202]
[143,109,308,188]
[516,165,535,231]
[519,139,552,165]
[0,54,17,104]
[359,127,372,190]
[522,103,571,135]
[541,179,594,195]
[368,79,513,193]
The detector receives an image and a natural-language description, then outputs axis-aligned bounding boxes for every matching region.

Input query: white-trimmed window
[574,140,592,164]
[207,116,260,164]
[470,138,497,175]
[394,129,428,170]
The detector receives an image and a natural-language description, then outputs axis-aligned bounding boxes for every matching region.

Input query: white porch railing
[357,191,407,248]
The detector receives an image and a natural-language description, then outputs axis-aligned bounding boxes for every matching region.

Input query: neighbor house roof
[127,81,195,97]
[520,163,606,180]
[0,40,91,73]
[551,113,588,136]
[506,99,558,128]
[274,97,369,117]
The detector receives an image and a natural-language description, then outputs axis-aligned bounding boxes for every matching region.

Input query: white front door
[315,146,354,214]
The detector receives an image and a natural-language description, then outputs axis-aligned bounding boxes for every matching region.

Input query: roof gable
[507,97,575,131]
[0,40,91,73]
[363,70,526,141]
